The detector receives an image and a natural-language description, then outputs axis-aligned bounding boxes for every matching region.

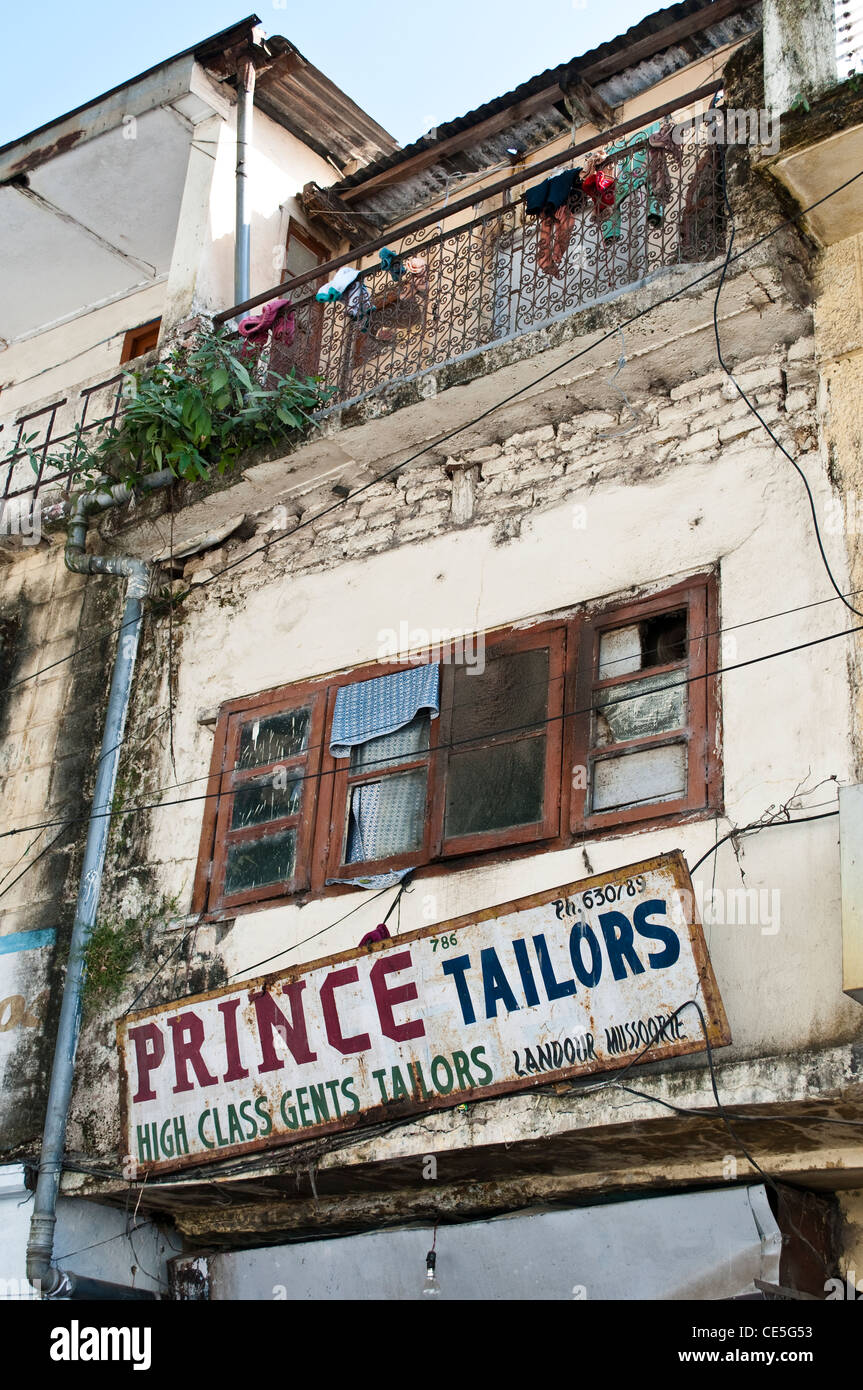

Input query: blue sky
[1,0,655,150]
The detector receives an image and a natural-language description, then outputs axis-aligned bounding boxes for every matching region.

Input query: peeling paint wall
[38,325,862,1173]
[0,543,112,1152]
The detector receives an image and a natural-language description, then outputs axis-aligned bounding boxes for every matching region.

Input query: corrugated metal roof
[334,0,761,225]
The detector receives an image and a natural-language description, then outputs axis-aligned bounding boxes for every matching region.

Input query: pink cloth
[237,298,296,346]
[359,923,391,947]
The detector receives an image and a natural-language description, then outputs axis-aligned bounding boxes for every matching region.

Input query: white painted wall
[2,98,339,437]
[144,425,859,1063]
[190,106,341,317]
[0,1165,171,1299]
[196,1184,781,1301]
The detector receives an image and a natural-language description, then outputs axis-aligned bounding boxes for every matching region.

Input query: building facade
[2,0,863,1300]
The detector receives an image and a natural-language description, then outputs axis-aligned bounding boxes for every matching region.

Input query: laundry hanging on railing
[344,278,376,331]
[329,664,440,889]
[236,298,296,353]
[315,264,380,334]
[378,246,405,281]
[578,163,619,207]
[524,168,583,216]
[525,168,584,277]
[315,265,360,303]
[599,121,679,242]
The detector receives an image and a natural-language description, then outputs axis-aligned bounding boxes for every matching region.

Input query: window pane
[598,609,687,678]
[237,708,310,769]
[592,743,686,812]
[446,737,545,838]
[593,672,686,746]
[451,648,549,743]
[597,624,642,678]
[345,770,427,863]
[285,234,324,279]
[230,775,302,829]
[225,829,297,894]
[349,713,429,773]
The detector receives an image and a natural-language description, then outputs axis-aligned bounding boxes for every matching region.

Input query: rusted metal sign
[118,851,729,1174]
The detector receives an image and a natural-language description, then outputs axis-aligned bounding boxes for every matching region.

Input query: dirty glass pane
[591,742,686,813]
[451,648,549,743]
[598,609,687,678]
[349,714,430,774]
[236,708,310,770]
[224,829,297,894]
[445,737,545,838]
[344,770,427,863]
[593,672,686,746]
[230,775,302,830]
[598,624,642,678]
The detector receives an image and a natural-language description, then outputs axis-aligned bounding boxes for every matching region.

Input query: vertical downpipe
[26,482,169,1298]
[234,55,256,306]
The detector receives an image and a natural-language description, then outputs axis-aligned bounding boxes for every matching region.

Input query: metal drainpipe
[234,55,256,306]
[26,471,173,1300]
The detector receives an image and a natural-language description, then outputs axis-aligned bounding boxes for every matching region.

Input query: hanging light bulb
[421,1248,442,1299]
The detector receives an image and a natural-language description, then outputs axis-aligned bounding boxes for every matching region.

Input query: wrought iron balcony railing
[0,86,725,514]
[0,373,128,510]
[257,130,723,409]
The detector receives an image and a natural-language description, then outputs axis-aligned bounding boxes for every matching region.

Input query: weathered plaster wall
[814,230,863,780]
[838,1188,863,1287]
[0,542,113,1152]
[51,332,863,1171]
[0,283,165,426]
[0,103,339,441]
[190,107,345,319]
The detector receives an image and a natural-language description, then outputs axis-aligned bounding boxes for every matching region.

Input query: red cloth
[582,170,617,208]
[237,298,296,346]
[359,923,391,947]
[537,203,575,276]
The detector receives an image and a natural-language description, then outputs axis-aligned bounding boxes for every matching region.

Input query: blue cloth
[379,246,404,280]
[329,665,439,890]
[524,168,582,215]
[330,664,440,757]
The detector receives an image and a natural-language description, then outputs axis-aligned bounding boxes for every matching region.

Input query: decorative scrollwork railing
[1,115,725,512]
[265,132,724,408]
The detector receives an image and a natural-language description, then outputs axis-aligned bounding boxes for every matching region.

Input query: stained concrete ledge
[109,255,811,562]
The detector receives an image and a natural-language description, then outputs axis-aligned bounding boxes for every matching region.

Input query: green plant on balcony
[11,327,331,490]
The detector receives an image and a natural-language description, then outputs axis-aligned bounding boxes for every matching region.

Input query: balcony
[0,92,726,517]
[230,109,725,412]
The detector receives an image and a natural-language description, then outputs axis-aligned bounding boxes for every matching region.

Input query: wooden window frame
[570,576,719,836]
[120,319,161,363]
[193,574,721,920]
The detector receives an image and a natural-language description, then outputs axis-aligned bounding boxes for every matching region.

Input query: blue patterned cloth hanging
[329,665,440,889]
[330,663,440,757]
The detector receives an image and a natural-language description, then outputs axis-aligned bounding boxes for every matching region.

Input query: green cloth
[601,121,663,242]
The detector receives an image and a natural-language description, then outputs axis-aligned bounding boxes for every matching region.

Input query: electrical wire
[1,616,859,847]
[5,579,860,854]
[90,993,863,1195]
[688,807,839,873]
[4,165,863,705]
[713,144,863,619]
[225,881,396,982]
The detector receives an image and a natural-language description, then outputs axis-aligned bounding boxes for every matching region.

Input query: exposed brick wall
[176,340,819,596]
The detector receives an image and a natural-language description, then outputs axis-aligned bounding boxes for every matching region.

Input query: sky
[0,0,656,150]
